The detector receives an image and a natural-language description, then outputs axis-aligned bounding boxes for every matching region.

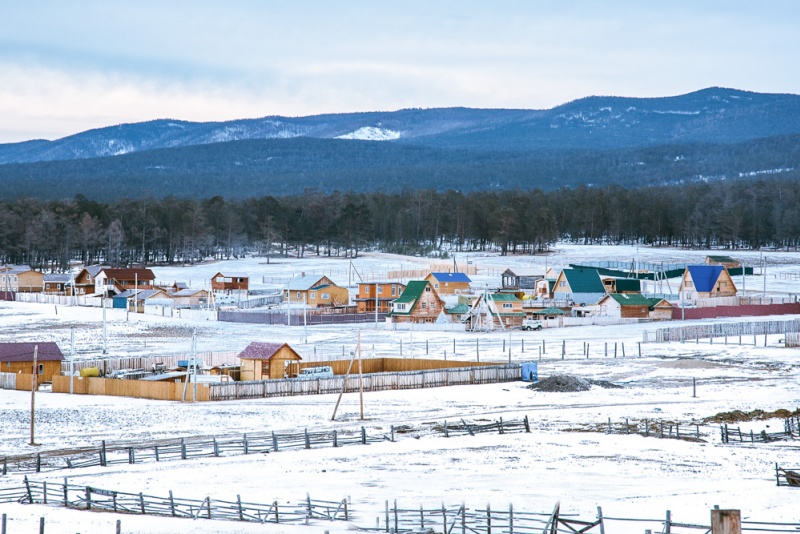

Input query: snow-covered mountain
[1,87,799,165]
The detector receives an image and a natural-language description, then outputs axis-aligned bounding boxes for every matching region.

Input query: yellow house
[284,273,349,307]
[423,272,472,294]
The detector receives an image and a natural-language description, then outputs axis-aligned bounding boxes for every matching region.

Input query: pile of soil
[527,374,622,392]
[705,408,800,423]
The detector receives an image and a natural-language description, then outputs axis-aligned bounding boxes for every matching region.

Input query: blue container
[521,362,538,382]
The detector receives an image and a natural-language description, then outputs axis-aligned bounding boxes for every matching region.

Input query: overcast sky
[1,1,798,143]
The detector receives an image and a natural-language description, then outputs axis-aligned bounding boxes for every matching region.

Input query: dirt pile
[527,374,622,392]
[705,408,800,423]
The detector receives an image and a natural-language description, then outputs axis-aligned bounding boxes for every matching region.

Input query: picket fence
[0,372,16,390]
[643,318,800,343]
[209,364,520,401]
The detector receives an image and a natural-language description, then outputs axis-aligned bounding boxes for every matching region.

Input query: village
[1,244,800,534]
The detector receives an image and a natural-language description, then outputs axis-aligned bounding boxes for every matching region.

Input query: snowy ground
[1,244,800,533]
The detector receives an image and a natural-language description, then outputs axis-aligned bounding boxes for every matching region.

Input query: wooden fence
[643,318,800,343]
[0,372,15,390]
[51,376,210,401]
[0,416,531,476]
[209,364,521,401]
[720,420,798,444]
[0,478,349,525]
[602,418,705,441]
[60,351,239,375]
[775,464,800,487]
[362,500,800,534]
[219,310,386,325]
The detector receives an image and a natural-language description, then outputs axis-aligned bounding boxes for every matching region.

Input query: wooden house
[211,272,249,293]
[553,268,606,305]
[238,342,302,381]
[71,265,108,296]
[679,265,737,300]
[423,272,472,295]
[487,293,526,327]
[501,268,542,291]
[354,282,406,313]
[1,266,44,293]
[284,273,349,308]
[0,342,64,384]
[73,266,155,297]
[113,289,172,312]
[387,280,447,324]
[534,278,556,299]
[171,288,209,308]
[43,273,72,295]
[597,293,673,320]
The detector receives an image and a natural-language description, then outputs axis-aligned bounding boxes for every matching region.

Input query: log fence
[362,500,800,534]
[775,464,800,487]
[0,478,348,525]
[720,420,797,444]
[0,415,530,477]
[603,418,706,441]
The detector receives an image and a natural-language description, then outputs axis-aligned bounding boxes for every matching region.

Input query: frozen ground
[1,244,800,533]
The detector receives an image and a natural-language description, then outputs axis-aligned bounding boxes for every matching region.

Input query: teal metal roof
[607,293,653,307]
[445,303,470,314]
[562,268,605,293]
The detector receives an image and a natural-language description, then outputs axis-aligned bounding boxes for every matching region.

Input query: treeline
[1,179,799,270]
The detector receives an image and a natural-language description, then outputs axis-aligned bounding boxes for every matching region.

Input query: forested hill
[0,133,799,201]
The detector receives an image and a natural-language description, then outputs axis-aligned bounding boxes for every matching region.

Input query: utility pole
[763,256,767,296]
[30,345,38,446]
[102,299,108,354]
[303,294,308,344]
[357,330,364,420]
[375,283,379,329]
[70,326,75,394]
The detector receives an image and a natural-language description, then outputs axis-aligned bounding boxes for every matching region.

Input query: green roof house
[387,280,447,324]
[553,268,606,305]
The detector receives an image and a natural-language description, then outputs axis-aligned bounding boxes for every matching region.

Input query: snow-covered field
[1,244,800,534]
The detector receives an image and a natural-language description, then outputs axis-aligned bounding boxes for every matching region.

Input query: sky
[0,1,798,143]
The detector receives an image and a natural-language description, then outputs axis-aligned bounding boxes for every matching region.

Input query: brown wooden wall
[52,375,210,401]
[288,357,499,376]
[2,361,62,383]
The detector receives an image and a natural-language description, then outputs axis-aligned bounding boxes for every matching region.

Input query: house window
[377,286,383,294]
[503,303,512,309]
[321,293,329,299]
[559,281,566,287]
[421,302,427,309]
[310,292,316,299]
[425,287,431,292]
[216,276,224,282]
[38,364,44,375]
[434,283,439,289]
[297,292,302,299]
[686,281,693,288]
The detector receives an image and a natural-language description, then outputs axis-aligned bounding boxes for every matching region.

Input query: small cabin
[238,342,302,380]
[211,272,249,293]
[0,342,64,385]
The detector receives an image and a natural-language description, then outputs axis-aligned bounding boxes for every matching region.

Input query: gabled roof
[687,265,725,292]
[237,342,301,361]
[213,272,248,279]
[286,274,328,291]
[428,272,472,283]
[0,342,64,362]
[85,265,108,277]
[531,307,567,315]
[101,268,156,281]
[445,303,470,314]
[502,268,541,277]
[562,268,605,293]
[490,293,521,302]
[44,274,72,283]
[173,288,207,297]
[613,278,641,292]
[606,293,654,307]
[393,280,429,304]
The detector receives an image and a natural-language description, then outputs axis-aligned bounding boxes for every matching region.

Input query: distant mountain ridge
[2,87,800,165]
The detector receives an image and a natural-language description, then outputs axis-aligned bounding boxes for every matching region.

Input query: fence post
[333,430,339,447]
[101,440,107,467]
[39,517,44,534]
[1,514,5,534]
[386,500,390,533]
[597,506,605,534]
[486,503,491,534]
[140,492,146,514]
[272,431,279,452]
[85,486,91,510]
[237,494,244,521]
[63,478,68,507]
[180,438,187,460]
[665,510,671,534]
[524,415,530,433]
[426,340,429,355]
[169,490,176,516]
[561,340,565,359]
[614,343,617,358]
[638,342,642,358]
[116,519,121,534]
[362,426,367,444]
[305,429,311,449]
[605,342,607,357]
[622,343,625,357]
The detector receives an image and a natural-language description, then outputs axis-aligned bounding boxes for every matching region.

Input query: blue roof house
[680,265,737,300]
[423,272,472,294]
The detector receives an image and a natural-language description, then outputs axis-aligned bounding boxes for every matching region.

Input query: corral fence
[643,318,800,343]
[361,500,800,534]
[219,309,386,325]
[775,464,800,487]
[721,418,798,444]
[0,415,531,476]
[208,364,521,401]
[601,418,706,441]
[0,478,349,525]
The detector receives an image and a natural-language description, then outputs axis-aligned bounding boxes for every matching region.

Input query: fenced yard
[643,318,800,343]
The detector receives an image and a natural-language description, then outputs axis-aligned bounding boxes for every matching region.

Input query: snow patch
[336,127,401,141]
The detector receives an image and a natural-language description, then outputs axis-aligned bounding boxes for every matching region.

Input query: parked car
[297,366,334,379]
[521,319,544,331]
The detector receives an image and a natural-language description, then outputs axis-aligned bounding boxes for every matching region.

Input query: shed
[0,342,64,384]
[238,342,302,381]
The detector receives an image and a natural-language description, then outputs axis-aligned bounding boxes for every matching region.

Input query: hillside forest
[1,178,798,270]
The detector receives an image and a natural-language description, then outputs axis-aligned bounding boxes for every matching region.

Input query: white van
[297,366,334,379]
[521,319,544,331]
